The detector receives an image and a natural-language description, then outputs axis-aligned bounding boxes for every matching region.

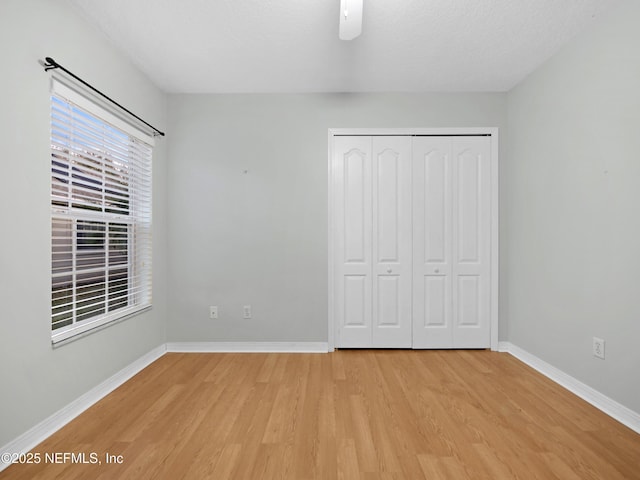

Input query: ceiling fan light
[339,0,363,40]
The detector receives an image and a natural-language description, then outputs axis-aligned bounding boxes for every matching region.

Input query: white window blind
[50,78,153,343]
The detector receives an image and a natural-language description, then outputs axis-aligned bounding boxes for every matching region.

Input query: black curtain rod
[43,56,165,137]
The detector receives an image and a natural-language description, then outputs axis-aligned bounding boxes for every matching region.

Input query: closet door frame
[328,128,499,351]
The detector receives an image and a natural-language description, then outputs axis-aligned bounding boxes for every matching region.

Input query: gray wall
[507,0,640,413]
[166,93,508,342]
[0,0,168,447]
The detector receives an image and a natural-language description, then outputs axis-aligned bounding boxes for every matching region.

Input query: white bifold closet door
[333,134,491,349]
[333,136,412,348]
[412,136,491,348]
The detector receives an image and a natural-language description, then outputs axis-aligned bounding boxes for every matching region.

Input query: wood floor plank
[2,350,640,480]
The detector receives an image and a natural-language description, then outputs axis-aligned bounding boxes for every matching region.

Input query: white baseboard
[0,344,166,473]
[166,341,329,353]
[500,342,640,434]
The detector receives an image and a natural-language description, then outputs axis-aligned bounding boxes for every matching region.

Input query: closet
[330,131,496,349]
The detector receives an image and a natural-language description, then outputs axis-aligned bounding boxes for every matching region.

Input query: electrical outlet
[243,305,252,319]
[593,337,605,359]
[209,306,218,319]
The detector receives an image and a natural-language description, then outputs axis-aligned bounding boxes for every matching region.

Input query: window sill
[51,304,152,346]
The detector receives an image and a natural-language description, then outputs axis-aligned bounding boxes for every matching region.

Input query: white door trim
[328,128,499,351]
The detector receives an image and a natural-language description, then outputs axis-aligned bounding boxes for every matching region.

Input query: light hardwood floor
[2,350,639,479]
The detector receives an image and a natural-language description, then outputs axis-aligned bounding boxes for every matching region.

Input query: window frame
[50,77,154,344]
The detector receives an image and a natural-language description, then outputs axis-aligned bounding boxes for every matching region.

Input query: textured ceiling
[68,0,621,93]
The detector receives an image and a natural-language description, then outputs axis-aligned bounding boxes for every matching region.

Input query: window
[50,79,153,343]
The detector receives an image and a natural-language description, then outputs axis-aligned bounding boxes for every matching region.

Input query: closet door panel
[376,148,400,262]
[372,137,412,347]
[344,149,367,263]
[424,150,448,263]
[334,136,373,347]
[457,275,480,326]
[377,276,400,325]
[423,275,450,330]
[344,275,368,326]
[412,137,453,348]
[457,148,481,264]
[452,137,491,347]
